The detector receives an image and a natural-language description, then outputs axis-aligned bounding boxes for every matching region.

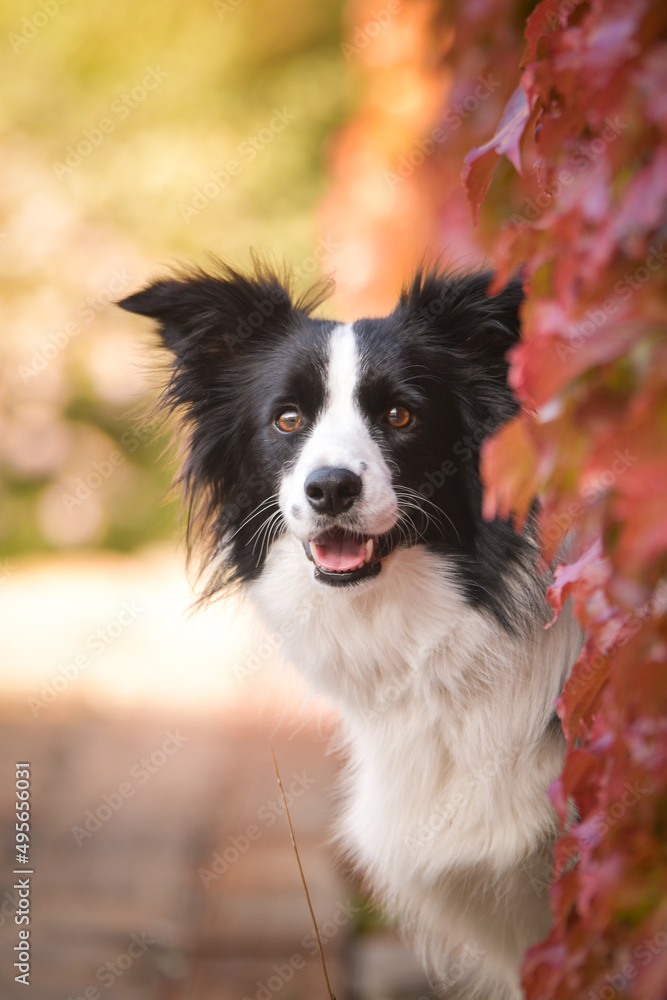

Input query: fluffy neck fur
[251,535,581,1000]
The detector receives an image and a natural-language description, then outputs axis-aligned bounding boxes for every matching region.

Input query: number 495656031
[15,764,31,866]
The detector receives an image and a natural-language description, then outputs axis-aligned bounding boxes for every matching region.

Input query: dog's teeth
[365,538,374,563]
[309,541,318,563]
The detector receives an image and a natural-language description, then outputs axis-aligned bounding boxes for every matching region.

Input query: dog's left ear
[400,268,524,354]
[478,273,524,353]
[399,268,525,426]
[117,263,296,357]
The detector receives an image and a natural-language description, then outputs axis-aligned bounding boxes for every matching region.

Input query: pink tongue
[314,534,368,572]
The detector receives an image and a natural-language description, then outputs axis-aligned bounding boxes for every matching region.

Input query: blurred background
[0,0,525,996]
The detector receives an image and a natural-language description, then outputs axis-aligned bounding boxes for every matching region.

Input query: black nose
[304,467,363,516]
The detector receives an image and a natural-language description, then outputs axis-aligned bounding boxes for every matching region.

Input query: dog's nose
[304,467,363,516]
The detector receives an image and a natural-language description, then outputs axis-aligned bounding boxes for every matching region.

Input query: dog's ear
[400,268,523,355]
[399,268,525,426]
[118,279,192,319]
[473,273,524,355]
[117,263,296,357]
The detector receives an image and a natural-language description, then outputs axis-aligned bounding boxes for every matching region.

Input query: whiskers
[213,482,461,571]
[248,507,285,562]
[393,486,462,548]
[228,492,286,562]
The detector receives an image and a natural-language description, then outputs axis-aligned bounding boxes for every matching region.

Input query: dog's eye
[276,408,303,433]
[386,405,411,428]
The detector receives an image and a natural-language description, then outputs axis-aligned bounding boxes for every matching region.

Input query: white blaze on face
[279,322,398,541]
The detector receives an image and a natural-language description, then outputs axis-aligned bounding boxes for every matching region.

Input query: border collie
[119,262,580,1000]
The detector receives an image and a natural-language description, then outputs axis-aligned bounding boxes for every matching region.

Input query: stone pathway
[0,699,431,1000]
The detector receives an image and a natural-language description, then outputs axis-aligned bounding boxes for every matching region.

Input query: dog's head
[119,261,522,597]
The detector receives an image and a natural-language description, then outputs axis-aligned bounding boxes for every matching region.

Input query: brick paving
[0,699,431,1000]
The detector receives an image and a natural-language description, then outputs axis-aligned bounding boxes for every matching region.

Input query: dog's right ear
[117,263,295,357]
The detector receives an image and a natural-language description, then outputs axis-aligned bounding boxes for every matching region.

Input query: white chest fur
[250,535,581,999]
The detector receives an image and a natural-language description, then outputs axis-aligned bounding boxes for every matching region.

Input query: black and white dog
[119,262,580,999]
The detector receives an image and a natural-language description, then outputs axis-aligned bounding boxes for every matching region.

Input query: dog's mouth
[303,528,385,586]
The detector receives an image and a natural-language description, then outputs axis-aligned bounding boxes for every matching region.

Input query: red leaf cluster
[466,1,667,996]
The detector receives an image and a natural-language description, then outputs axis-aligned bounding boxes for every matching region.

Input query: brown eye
[386,405,411,428]
[276,408,303,433]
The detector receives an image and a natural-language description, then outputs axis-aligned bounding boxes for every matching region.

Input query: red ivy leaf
[582,11,643,91]
[547,539,614,633]
[613,144,667,249]
[556,643,611,745]
[463,84,532,221]
[481,414,539,526]
[524,0,563,63]
[637,44,667,128]
[614,459,667,567]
